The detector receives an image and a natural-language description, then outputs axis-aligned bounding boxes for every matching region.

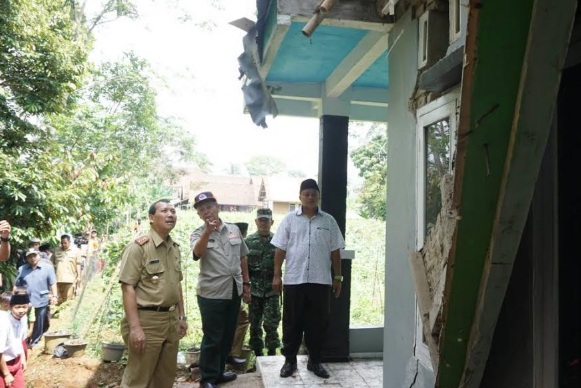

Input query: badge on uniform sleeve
[135,236,150,246]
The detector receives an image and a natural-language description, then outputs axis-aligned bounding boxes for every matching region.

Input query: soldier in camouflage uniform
[246,208,281,357]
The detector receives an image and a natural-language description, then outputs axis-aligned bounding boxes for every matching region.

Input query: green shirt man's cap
[256,208,272,219]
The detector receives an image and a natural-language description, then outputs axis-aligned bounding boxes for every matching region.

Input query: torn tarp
[236,22,277,128]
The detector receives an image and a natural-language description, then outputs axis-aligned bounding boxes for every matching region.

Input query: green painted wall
[437,0,534,386]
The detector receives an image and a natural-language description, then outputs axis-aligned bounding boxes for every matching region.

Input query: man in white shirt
[0,293,30,387]
[271,179,344,379]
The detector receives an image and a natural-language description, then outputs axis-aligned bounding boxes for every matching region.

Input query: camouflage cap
[256,208,272,219]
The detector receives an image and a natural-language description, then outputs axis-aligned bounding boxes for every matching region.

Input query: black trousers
[281,283,331,363]
[197,281,240,384]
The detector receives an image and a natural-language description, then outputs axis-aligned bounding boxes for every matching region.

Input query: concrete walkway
[257,355,383,388]
[184,355,383,388]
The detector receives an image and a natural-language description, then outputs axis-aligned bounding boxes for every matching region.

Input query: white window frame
[415,90,460,250]
[414,302,433,371]
[449,0,462,43]
[418,11,429,69]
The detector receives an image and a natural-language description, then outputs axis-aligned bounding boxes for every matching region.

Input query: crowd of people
[0,221,102,388]
[1,177,344,388]
[118,178,344,388]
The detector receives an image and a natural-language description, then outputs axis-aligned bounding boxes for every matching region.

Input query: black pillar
[318,114,351,362]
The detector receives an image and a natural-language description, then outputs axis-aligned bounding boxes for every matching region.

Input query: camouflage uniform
[246,230,281,355]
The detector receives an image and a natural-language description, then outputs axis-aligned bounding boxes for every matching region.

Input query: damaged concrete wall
[411,173,457,369]
[422,174,455,302]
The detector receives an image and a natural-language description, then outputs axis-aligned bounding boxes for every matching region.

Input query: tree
[45,52,208,231]
[350,124,388,220]
[0,0,90,118]
[0,0,209,254]
[246,155,286,176]
[1,0,92,244]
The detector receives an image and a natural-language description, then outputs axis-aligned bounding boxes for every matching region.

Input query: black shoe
[307,359,330,378]
[217,371,237,383]
[199,382,218,388]
[280,361,297,377]
[226,356,246,365]
[267,348,276,356]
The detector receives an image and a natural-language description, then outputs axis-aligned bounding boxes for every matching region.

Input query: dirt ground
[25,350,264,388]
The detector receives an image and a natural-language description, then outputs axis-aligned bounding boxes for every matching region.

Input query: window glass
[424,118,451,235]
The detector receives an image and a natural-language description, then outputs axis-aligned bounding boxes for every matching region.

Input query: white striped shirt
[271,207,344,285]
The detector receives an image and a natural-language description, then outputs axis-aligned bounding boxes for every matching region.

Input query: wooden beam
[292,15,393,32]
[325,31,388,97]
[437,0,533,386]
[267,82,389,105]
[409,252,440,368]
[269,96,388,122]
[278,0,390,24]
[345,86,389,105]
[460,1,577,387]
[268,82,322,102]
[260,17,291,79]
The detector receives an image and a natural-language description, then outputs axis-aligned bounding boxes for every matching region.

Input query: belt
[6,356,21,366]
[138,305,176,312]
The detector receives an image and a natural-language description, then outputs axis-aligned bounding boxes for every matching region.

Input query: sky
[88,0,322,177]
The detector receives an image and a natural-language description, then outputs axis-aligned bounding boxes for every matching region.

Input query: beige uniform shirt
[119,229,183,308]
[52,246,82,283]
[190,222,248,299]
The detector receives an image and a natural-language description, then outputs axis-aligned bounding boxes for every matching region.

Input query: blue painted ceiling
[265,22,389,89]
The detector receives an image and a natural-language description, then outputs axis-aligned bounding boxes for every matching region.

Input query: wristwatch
[178,315,187,321]
[243,281,251,286]
[333,275,343,282]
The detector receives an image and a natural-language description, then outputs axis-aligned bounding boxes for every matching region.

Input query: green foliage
[0,261,17,290]
[1,15,207,282]
[350,124,388,220]
[81,0,139,33]
[246,155,286,176]
[0,0,90,116]
[1,0,90,252]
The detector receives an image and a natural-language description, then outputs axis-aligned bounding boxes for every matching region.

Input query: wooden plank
[260,19,290,79]
[437,0,536,386]
[325,31,388,97]
[408,252,440,368]
[459,1,577,387]
[278,0,388,23]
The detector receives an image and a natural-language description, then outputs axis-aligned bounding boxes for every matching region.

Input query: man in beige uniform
[119,199,188,388]
[52,234,82,304]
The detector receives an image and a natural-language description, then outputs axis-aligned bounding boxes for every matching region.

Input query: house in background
[258,176,303,213]
[169,172,309,213]
[168,171,258,211]
[244,0,581,387]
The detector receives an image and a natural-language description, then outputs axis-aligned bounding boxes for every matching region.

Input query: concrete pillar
[318,114,351,361]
